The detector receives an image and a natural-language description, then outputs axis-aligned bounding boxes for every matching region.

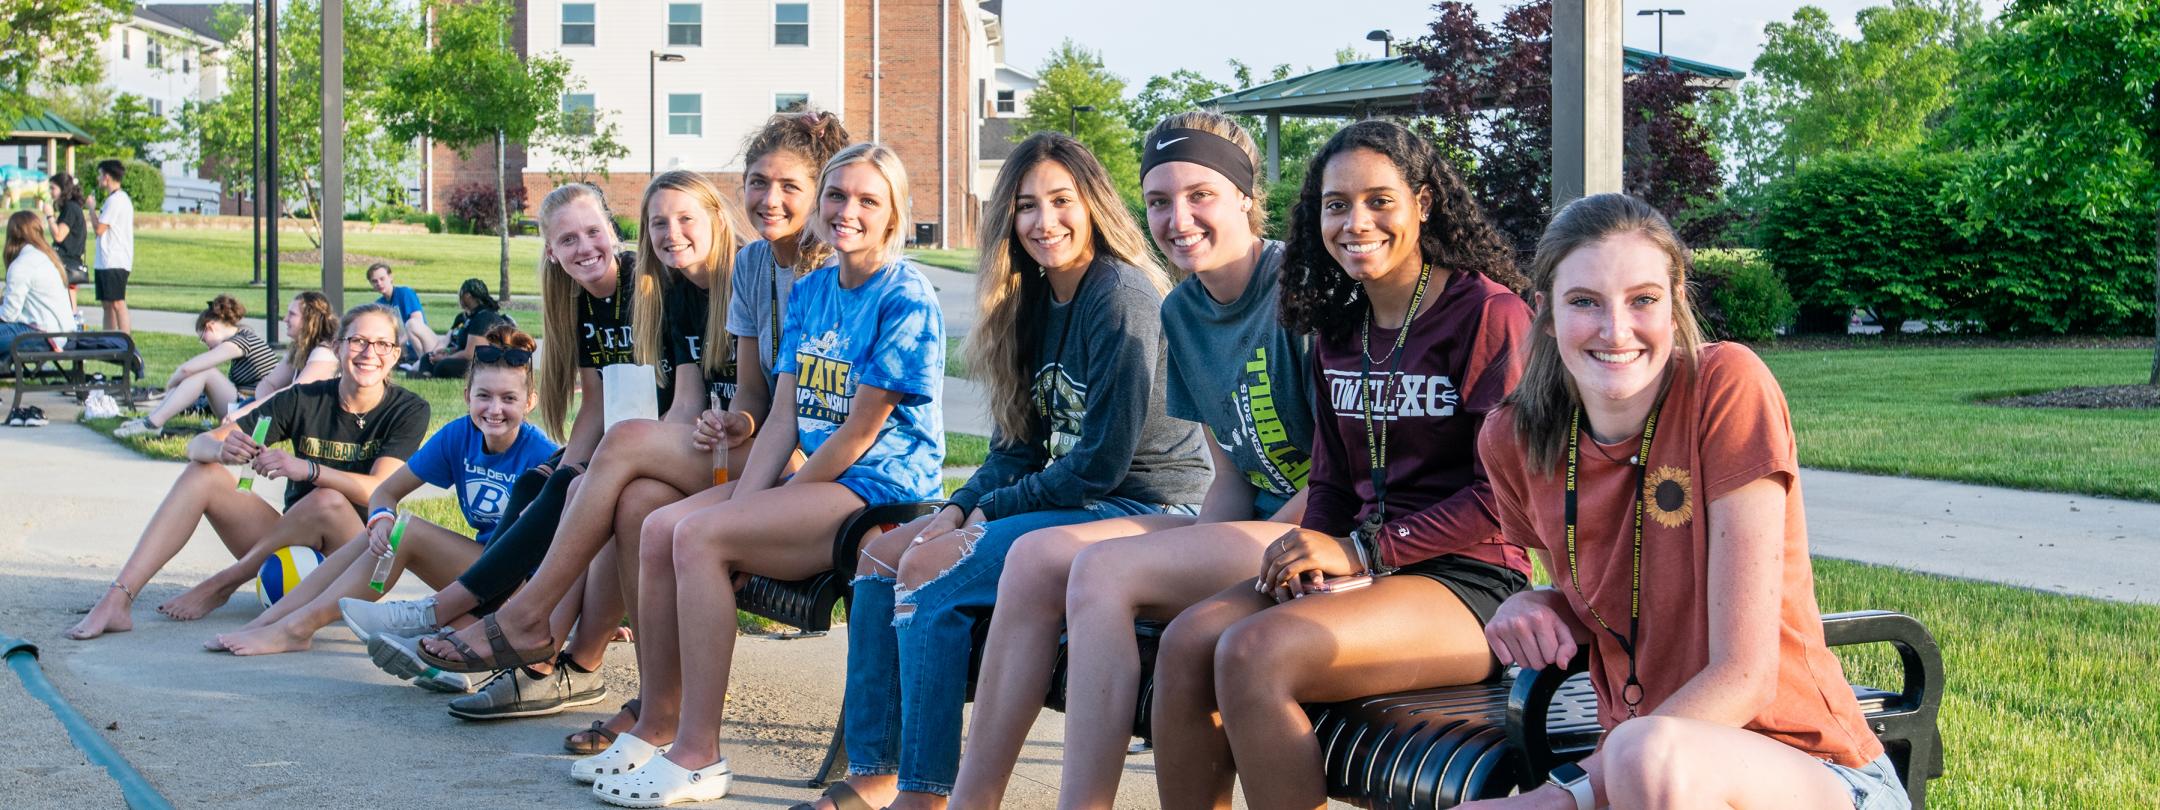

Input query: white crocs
[572,732,666,785]
[592,755,731,808]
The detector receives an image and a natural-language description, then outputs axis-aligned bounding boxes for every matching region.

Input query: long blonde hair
[1511,193,1706,474]
[809,142,911,268]
[968,132,1170,443]
[631,170,749,381]
[536,183,616,441]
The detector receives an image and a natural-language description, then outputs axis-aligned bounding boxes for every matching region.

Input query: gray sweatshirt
[948,256,1210,520]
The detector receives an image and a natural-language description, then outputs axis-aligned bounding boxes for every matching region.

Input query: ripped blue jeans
[842,497,1195,795]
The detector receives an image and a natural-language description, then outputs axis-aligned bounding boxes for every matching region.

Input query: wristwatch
[1545,762,1594,810]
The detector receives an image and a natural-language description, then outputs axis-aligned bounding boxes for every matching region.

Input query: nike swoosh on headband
[1155,136,1190,149]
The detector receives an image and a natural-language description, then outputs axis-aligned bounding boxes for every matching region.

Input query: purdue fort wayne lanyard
[1563,400,1663,717]
[1357,263,1435,528]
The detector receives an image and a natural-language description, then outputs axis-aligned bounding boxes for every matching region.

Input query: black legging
[457,464,582,614]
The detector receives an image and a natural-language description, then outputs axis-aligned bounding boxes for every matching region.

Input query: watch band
[1546,763,1594,810]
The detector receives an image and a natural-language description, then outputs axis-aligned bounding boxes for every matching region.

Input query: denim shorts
[1824,753,1909,810]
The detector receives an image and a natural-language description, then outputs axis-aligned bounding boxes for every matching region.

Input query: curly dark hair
[1278,120,1525,342]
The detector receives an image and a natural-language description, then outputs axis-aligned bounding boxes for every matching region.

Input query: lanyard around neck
[1357,263,1434,522]
[1563,400,1662,717]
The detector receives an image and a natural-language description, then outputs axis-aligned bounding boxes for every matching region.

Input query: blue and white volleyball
[255,546,326,607]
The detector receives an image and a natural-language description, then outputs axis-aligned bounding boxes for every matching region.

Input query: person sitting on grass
[207,326,559,669]
[114,295,281,438]
[367,262,439,362]
[1464,193,1907,810]
[416,279,513,379]
[66,303,430,640]
[227,291,343,425]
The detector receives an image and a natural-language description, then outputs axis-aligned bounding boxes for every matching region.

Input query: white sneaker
[340,596,439,643]
[111,417,158,438]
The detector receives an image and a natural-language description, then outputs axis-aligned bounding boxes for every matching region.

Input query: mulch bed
[276,251,411,268]
[1985,385,2160,410]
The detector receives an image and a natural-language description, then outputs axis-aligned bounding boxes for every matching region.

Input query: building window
[561,4,595,46]
[774,3,808,46]
[668,4,701,46]
[995,90,1016,115]
[775,93,810,113]
[562,94,596,136]
[183,53,193,74]
[150,99,164,117]
[121,30,131,60]
[147,37,162,68]
[668,94,702,136]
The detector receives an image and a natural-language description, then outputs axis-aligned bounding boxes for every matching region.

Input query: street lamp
[649,51,686,176]
[1636,8,1685,55]
[1069,104,1095,135]
[1366,29,1393,59]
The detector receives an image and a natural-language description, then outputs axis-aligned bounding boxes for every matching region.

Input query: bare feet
[157,578,241,621]
[418,610,552,666]
[64,587,134,640]
[203,636,230,651]
[612,625,635,643]
[218,623,314,656]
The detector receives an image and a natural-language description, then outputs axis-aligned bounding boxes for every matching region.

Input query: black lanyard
[1357,263,1434,525]
[1563,401,1662,717]
[768,252,783,369]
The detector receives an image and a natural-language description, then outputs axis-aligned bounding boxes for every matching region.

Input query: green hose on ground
[1,633,175,810]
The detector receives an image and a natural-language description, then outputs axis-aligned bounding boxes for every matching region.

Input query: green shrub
[116,159,164,212]
[1959,198,2153,335]
[1759,150,1969,334]
[1692,248,1795,343]
[612,214,638,242]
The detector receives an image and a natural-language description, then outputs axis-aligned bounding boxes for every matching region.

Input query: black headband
[1140,128,1257,195]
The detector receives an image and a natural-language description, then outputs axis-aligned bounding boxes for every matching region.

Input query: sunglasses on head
[474,345,533,367]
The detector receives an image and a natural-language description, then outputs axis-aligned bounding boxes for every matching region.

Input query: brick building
[426,0,995,249]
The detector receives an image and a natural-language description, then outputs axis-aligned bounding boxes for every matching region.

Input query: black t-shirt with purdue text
[575,252,638,369]
[661,282,736,411]
[235,379,431,509]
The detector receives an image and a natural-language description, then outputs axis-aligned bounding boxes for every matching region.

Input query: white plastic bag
[83,389,121,420]
[599,363,659,432]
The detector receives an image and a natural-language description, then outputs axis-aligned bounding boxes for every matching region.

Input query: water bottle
[369,511,411,593]
[709,392,731,486]
[236,418,273,491]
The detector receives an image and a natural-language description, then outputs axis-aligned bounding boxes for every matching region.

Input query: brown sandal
[564,698,641,754]
[416,614,557,674]
[788,781,875,810]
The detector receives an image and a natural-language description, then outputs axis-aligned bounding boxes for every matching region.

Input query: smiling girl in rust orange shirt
[1468,194,1905,810]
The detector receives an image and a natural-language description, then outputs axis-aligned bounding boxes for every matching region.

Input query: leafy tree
[1018,40,1141,204]
[1708,1,1985,207]
[185,0,422,249]
[537,100,631,188]
[40,87,174,165]
[377,0,572,300]
[0,0,128,122]
[1125,62,1335,236]
[1943,0,2159,381]
[1407,0,1727,254]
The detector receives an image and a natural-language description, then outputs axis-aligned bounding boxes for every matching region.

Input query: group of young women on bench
[64,108,1906,810]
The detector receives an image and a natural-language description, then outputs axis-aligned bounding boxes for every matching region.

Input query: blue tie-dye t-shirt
[776,259,946,503]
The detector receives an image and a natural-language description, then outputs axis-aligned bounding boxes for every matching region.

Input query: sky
[1003,0,2009,90]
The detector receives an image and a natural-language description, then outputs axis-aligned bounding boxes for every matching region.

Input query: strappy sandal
[788,781,877,810]
[566,698,643,754]
[593,755,731,808]
[573,732,667,785]
[415,614,556,674]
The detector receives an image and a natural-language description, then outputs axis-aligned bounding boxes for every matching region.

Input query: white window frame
[667,4,702,47]
[668,94,702,137]
[775,92,810,113]
[562,93,597,136]
[774,3,809,47]
[561,4,596,46]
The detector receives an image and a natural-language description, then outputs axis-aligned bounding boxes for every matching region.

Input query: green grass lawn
[907,248,979,273]
[1760,347,2159,501]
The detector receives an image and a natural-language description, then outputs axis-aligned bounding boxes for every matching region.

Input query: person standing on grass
[112,295,280,438]
[92,159,134,335]
[45,172,91,286]
[1149,120,1534,810]
[64,304,430,640]
[367,262,440,362]
[1463,193,1906,810]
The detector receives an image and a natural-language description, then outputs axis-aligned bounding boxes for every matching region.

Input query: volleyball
[255,546,326,608]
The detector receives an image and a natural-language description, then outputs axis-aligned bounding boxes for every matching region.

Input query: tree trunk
[2149,206,2157,385]
[497,129,511,302]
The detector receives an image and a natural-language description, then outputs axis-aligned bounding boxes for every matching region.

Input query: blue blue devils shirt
[776,259,945,503]
[404,418,560,543]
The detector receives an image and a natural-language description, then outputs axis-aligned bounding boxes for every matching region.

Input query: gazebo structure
[5,112,95,179]
[1204,48,1743,183]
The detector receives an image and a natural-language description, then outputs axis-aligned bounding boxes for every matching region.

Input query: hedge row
[1759,150,2154,335]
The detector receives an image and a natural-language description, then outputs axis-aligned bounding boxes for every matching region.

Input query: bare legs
[158,486,364,621]
[145,369,240,428]
[945,515,1197,809]
[68,462,282,639]
[658,483,866,772]
[1598,716,1856,809]
[215,517,479,655]
[1154,576,1498,810]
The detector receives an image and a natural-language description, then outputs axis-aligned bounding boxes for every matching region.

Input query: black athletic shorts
[93,269,129,302]
[1392,554,1531,627]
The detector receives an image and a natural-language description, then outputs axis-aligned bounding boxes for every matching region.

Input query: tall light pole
[1069,104,1095,136]
[1366,29,1393,58]
[1636,8,1685,55]
[649,51,685,177]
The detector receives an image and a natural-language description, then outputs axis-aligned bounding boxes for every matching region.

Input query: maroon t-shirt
[1301,268,1533,573]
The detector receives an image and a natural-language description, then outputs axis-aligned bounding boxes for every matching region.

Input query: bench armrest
[1506,649,1591,782]
[829,502,941,573]
[1819,610,1943,719]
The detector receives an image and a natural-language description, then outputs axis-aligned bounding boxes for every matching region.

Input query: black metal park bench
[4,330,139,415]
[737,512,1946,809]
